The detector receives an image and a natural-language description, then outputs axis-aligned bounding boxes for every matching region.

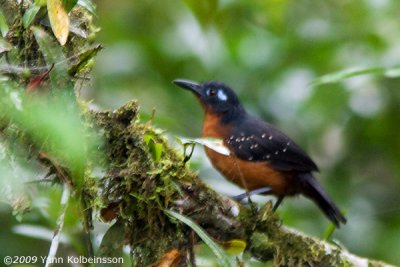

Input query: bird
[173,79,347,227]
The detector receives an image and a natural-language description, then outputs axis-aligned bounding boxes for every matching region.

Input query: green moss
[91,101,202,265]
[243,202,352,266]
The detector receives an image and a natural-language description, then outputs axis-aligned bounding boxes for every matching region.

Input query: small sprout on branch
[144,134,163,162]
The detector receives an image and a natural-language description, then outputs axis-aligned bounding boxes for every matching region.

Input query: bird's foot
[232,187,273,202]
[232,187,273,216]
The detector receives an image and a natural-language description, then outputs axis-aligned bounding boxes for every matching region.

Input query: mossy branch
[88,101,394,267]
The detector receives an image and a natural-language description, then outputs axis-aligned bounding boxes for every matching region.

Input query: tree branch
[89,101,395,267]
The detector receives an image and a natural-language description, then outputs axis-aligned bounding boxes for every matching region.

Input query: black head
[173,79,244,116]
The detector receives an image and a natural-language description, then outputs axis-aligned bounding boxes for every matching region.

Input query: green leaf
[62,0,78,12]
[0,10,9,37]
[68,44,103,76]
[77,0,96,15]
[144,134,153,145]
[144,134,163,162]
[98,220,125,267]
[222,239,247,255]
[23,4,41,29]
[310,65,400,87]
[31,26,73,93]
[323,222,336,241]
[47,0,70,45]
[323,209,347,241]
[35,0,47,7]
[153,143,163,162]
[164,210,232,267]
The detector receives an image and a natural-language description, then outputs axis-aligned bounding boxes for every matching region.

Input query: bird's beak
[173,79,203,97]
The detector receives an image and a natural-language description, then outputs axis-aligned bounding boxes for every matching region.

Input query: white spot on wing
[263,154,271,160]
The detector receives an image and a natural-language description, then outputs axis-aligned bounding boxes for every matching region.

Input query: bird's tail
[300,173,347,227]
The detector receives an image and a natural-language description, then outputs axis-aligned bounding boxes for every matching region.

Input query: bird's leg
[233,188,273,215]
[273,196,284,211]
[232,187,273,202]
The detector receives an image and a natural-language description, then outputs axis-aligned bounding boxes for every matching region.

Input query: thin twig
[80,197,94,262]
[45,185,70,267]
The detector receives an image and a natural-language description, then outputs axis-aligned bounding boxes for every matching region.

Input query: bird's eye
[206,88,228,101]
[207,88,217,96]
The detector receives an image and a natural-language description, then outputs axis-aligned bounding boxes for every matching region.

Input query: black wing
[226,116,319,172]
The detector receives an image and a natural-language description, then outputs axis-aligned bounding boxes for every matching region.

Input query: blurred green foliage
[1,0,101,265]
[91,0,400,265]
